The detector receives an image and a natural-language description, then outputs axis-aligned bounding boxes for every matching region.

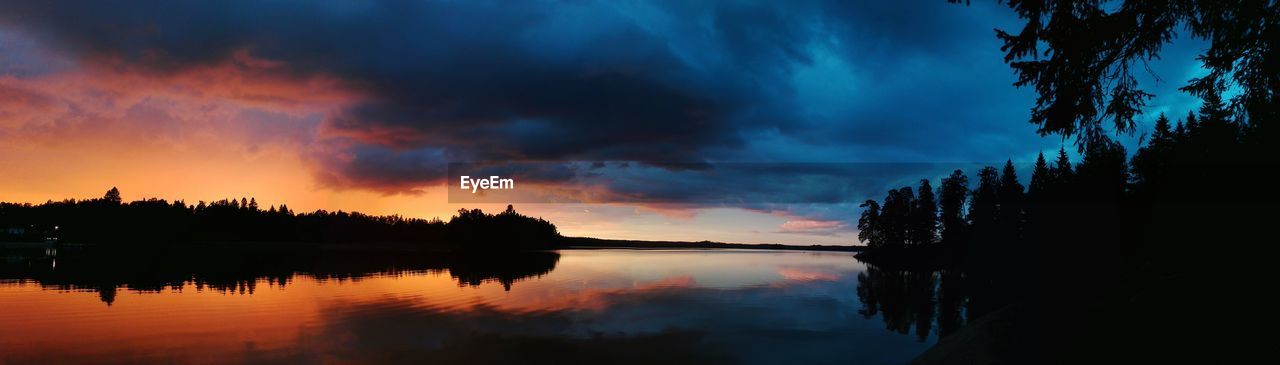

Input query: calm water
[1,247,957,364]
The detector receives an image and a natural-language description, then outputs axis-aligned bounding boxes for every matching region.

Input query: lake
[1,246,962,364]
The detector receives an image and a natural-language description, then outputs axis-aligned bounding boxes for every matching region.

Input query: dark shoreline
[558,237,864,252]
[2,238,865,253]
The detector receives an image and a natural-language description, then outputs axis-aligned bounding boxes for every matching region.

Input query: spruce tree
[997,160,1025,241]
[858,200,882,248]
[938,170,969,244]
[968,167,1000,243]
[1028,152,1051,199]
[911,179,938,246]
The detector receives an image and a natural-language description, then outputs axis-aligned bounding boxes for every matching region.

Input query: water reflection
[854,266,970,342]
[1,248,942,365]
[0,245,559,305]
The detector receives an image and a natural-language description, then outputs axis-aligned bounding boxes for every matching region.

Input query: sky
[0,0,1211,245]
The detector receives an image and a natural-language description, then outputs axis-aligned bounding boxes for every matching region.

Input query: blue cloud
[0,0,1210,202]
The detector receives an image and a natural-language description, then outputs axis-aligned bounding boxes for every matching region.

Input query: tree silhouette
[1052,147,1073,185]
[938,170,969,245]
[858,200,883,249]
[1191,88,1242,157]
[1131,114,1173,193]
[967,166,1000,246]
[1027,153,1050,199]
[1075,138,1129,204]
[103,187,122,205]
[851,3,1279,361]
[973,0,1279,143]
[1151,113,1174,146]
[910,179,938,247]
[1024,153,1053,254]
[880,187,915,248]
[996,160,1025,246]
[0,188,559,250]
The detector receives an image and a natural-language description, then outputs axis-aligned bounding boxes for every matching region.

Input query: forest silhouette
[1,194,559,250]
[858,1,1276,363]
[854,71,1268,365]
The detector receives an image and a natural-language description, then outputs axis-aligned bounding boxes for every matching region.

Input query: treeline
[857,88,1272,272]
[857,147,1121,260]
[854,89,1273,363]
[0,192,559,250]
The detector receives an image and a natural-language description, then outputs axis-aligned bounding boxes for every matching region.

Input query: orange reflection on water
[1,250,873,364]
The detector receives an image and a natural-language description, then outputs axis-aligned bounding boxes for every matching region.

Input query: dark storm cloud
[310,143,449,195]
[0,0,1201,198]
[0,0,759,163]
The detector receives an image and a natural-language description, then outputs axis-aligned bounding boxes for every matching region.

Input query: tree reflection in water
[0,245,560,305]
[855,264,970,342]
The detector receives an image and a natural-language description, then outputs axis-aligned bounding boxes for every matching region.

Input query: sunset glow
[0,1,1206,245]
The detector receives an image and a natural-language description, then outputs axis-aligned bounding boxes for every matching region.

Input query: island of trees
[0,194,559,250]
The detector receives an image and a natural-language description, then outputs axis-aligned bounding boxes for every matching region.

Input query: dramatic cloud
[0,0,1211,239]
